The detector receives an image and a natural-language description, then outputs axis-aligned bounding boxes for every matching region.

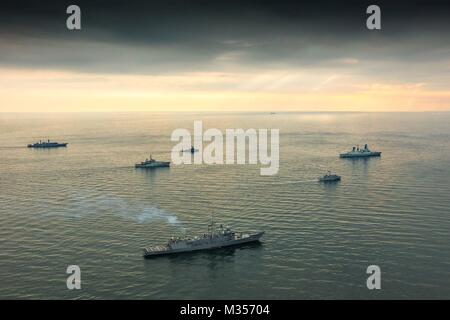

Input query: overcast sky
[1,0,450,112]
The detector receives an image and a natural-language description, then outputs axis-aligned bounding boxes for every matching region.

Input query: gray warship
[27,139,68,148]
[135,155,170,168]
[143,218,264,258]
[340,144,381,158]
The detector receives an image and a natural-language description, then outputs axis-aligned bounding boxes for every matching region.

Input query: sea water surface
[0,112,449,299]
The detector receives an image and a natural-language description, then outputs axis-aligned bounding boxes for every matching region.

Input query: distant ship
[182,146,199,153]
[340,144,381,158]
[143,218,264,258]
[135,155,170,168]
[27,139,68,148]
[319,171,341,182]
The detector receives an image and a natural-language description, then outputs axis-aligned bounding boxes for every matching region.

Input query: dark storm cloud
[0,0,450,74]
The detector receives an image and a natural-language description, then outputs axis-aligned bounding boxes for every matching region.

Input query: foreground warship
[135,155,170,168]
[143,219,264,258]
[27,139,68,148]
[340,144,381,158]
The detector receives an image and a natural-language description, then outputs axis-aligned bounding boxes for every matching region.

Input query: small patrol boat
[319,171,341,182]
[182,146,199,153]
[135,155,170,168]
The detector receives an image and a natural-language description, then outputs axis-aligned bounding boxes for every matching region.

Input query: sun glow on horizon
[1,67,449,113]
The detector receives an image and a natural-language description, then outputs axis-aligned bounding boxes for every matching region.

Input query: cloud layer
[1,0,449,111]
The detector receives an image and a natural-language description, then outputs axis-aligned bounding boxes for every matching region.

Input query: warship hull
[340,151,381,158]
[143,232,264,258]
[27,143,68,148]
[319,176,341,182]
[135,162,170,168]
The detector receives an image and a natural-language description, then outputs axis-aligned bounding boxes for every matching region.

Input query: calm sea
[0,112,449,299]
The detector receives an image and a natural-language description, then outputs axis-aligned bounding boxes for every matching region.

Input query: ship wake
[70,192,182,226]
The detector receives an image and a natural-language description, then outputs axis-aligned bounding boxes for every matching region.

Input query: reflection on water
[136,166,171,179]
[1,112,450,299]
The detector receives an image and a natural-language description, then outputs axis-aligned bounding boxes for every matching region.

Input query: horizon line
[1,110,450,114]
